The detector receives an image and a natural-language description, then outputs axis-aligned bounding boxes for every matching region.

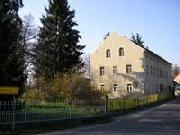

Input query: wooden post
[123,97,126,112]
[104,96,108,116]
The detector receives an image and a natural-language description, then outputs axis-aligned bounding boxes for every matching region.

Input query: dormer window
[119,47,124,56]
[106,49,111,58]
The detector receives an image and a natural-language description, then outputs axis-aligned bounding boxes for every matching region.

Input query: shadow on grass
[0,116,113,135]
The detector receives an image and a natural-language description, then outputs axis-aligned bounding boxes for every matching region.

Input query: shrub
[52,73,105,100]
[22,73,106,101]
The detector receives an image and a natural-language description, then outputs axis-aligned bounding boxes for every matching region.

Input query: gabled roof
[92,32,171,65]
[110,32,171,65]
[138,45,171,65]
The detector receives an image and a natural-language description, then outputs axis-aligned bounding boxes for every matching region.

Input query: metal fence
[0,99,106,130]
[0,92,173,131]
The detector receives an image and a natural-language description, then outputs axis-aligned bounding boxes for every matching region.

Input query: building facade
[90,32,172,98]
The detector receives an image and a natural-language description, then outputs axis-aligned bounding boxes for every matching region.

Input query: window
[160,84,163,92]
[99,67,105,76]
[153,68,156,77]
[106,49,111,58]
[150,66,153,76]
[126,65,132,74]
[160,70,163,78]
[166,72,168,79]
[113,84,118,92]
[119,47,124,56]
[100,84,105,91]
[127,84,133,92]
[162,71,165,78]
[157,69,159,78]
[150,57,152,61]
[113,66,117,75]
[146,65,149,77]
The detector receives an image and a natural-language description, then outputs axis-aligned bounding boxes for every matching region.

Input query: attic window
[106,49,111,58]
[119,47,124,56]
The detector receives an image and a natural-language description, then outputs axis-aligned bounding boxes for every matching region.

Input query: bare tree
[22,14,38,85]
[82,54,91,78]
[172,64,180,79]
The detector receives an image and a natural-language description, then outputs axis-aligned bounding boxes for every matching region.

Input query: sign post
[0,86,18,131]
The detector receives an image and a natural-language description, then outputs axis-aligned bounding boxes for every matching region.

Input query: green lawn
[0,92,172,134]
[22,102,104,122]
[108,93,172,112]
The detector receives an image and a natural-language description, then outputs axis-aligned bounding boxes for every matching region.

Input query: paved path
[42,99,180,135]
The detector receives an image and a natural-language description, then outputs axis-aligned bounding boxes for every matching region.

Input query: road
[43,99,180,135]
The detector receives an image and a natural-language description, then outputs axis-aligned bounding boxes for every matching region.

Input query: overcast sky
[19,0,180,66]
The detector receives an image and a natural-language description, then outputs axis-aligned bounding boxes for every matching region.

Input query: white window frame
[106,49,111,58]
[113,66,117,75]
[113,84,118,92]
[100,84,105,91]
[99,66,105,76]
[127,84,133,92]
[119,47,124,56]
[126,65,132,74]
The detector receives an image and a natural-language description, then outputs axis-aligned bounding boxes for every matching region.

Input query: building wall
[90,32,145,98]
[90,32,172,98]
[144,51,172,95]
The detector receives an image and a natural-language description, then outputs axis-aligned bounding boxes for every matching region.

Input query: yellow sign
[0,86,18,95]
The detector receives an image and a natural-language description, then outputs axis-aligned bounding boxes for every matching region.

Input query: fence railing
[107,92,172,114]
[0,92,173,130]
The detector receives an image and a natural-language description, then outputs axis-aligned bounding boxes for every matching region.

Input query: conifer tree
[130,33,144,46]
[35,0,85,80]
[0,0,25,95]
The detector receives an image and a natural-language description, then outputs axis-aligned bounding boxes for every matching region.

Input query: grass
[108,93,172,112]
[0,92,173,135]
[0,102,104,126]
[20,93,172,115]
[26,103,102,119]
[107,98,139,112]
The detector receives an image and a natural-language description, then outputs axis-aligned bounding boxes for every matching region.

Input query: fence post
[69,99,72,119]
[12,97,15,131]
[145,95,148,106]
[136,96,139,110]
[123,98,126,112]
[24,101,27,123]
[104,96,108,116]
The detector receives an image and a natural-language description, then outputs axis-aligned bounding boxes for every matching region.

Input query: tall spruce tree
[35,0,85,80]
[0,0,25,96]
